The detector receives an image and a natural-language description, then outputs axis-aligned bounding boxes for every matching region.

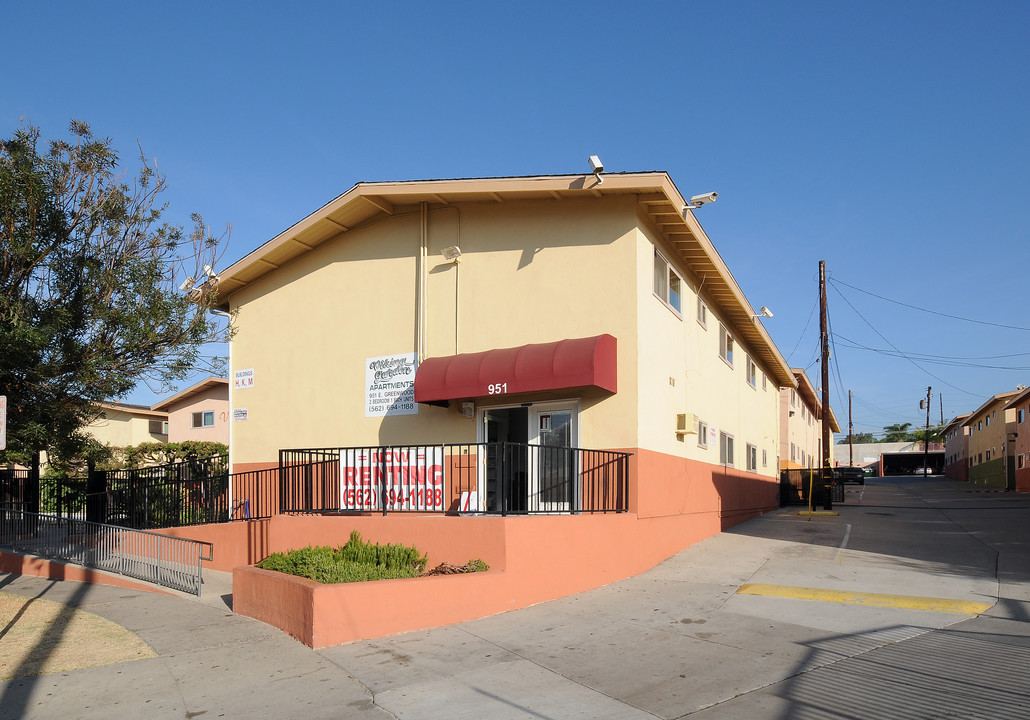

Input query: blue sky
[3,1,1028,436]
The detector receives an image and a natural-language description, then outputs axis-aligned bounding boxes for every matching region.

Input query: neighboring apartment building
[1003,386,1030,492]
[966,390,1021,489]
[779,369,839,470]
[151,377,230,444]
[213,170,795,528]
[87,402,168,448]
[942,414,971,483]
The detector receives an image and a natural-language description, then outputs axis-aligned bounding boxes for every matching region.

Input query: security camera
[588,155,604,174]
[689,192,718,206]
[760,306,773,318]
[179,277,195,292]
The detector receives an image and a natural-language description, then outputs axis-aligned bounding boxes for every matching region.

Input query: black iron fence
[280,443,630,516]
[96,454,229,529]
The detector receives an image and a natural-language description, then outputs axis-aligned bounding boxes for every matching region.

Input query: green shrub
[256,531,428,584]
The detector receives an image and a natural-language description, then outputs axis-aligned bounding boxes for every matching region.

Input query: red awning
[414,334,617,404]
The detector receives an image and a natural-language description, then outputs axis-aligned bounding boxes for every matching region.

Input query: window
[719,324,734,366]
[790,389,797,407]
[978,420,983,431]
[1020,408,1026,424]
[1019,454,1025,470]
[148,420,168,435]
[746,357,757,388]
[790,442,796,462]
[986,415,992,427]
[192,411,215,429]
[697,419,709,448]
[762,449,768,467]
[801,405,807,420]
[986,449,992,461]
[719,432,734,466]
[697,299,708,328]
[653,249,683,314]
[746,443,758,472]
[762,372,767,391]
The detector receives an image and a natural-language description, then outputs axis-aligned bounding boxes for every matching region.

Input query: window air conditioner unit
[676,413,698,437]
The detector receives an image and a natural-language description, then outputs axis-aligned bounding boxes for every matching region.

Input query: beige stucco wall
[165,385,230,444]
[779,387,824,469]
[634,223,780,478]
[87,407,167,448]
[228,197,641,464]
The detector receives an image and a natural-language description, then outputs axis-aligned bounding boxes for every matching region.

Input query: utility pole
[849,390,854,467]
[923,385,932,477]
[819,261,832,509]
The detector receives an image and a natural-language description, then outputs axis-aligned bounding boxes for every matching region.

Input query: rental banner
[340,447,445,511]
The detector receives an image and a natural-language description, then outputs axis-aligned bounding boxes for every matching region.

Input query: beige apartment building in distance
[779,368,838,471]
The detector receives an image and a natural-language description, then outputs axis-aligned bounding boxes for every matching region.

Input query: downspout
[418,202,428,360]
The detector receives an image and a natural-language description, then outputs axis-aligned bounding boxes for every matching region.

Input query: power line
[829,283,980,397]
[828,277,1030,332]
[832,333,1030,371]
[786,297,818,363]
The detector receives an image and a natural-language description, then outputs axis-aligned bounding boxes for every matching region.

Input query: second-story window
[719,324,734,367]
[746,357,757,388]
[653,248,682,314]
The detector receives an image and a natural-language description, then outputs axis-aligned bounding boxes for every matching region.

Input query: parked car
[834,466,866,484]
[912,467,934,475]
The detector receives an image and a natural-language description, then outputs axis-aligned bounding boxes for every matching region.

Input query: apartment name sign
[365,352,418,417]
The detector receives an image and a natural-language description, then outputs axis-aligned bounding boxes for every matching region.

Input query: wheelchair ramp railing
[0,508,213,596]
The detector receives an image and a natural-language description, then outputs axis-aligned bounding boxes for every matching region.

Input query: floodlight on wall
[683,191,718,211]
[588,155,604,185]
[442,246,462,263]
[460,401,475,418]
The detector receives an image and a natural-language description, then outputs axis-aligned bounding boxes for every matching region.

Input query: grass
[0,592,156,679]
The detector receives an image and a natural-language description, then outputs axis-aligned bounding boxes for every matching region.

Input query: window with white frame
[746,357,757,388]
[192,411,215,429]
[697,298,708,328]
[762,449,768,467]
[791,442,796,462]
[697,419,709,448]
[790,389,797,407]
[1020,408,1026,424]
[719,432,734,466]
[719,324,734,366]
[762,372,767,391]
[746,443,758,472]
[653,248,683,314]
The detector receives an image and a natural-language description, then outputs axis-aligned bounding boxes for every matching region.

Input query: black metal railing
[279,443,630,516]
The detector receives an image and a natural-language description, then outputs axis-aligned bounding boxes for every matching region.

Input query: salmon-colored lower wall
[630,448,779,524]
[0,551,174,596]
[233,510,727,648]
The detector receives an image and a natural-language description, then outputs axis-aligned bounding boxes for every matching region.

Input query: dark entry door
[483,407,528,513]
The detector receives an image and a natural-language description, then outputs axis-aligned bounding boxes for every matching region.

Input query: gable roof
[152,377,229,412]
[213,171,795,388]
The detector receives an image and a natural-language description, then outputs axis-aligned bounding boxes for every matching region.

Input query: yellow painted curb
[736,583,993,615]
[796,510,839,516]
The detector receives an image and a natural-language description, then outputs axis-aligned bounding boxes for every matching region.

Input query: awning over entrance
[414,334,617,404]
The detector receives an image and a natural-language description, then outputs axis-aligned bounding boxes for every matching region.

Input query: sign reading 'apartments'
[365,353,418,417]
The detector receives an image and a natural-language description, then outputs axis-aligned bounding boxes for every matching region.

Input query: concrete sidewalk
[3,476,1030,719]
